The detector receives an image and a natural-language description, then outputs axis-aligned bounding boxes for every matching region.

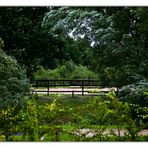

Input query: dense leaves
[0,37,29,140]
[120,80,148,107]
[43,7,148,86]
[34,61,98,80]
[0,37,29,107]
[0,7,65,79]
[0,7,96,80]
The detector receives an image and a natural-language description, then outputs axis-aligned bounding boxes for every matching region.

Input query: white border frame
[0,0,148,6]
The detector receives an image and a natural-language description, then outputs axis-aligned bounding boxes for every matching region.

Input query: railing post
[63,80,64,88]
[47,80,49,95]
[36,81,38,89]
[72,90,74,97]
[82,80,84,95]
[54,80,55,88]
[116,86,119,96]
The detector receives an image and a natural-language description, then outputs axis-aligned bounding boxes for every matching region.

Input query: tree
[0,7,88,80]
[0,7,53,79]
[43,7,148,87]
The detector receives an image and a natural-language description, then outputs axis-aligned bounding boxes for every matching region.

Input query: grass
[61,124,125,130]
[36,94,95,106]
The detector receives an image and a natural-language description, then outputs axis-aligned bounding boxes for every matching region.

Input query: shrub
[34,61,98,80]
[69,65,98,80]
[57,61,76,79]
[34,66,60,80]
[119,80,148,107]
[0,135,6,141]
[119,80,148,127]
[0,38,29,108]
[0,38,29,140]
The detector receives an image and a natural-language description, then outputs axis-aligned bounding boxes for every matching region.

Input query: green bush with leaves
[119,80,148,107]
[69,65,98,80]
[0,38,30,140]
[0,38,29,108]
[33,66,60,80]
[57,61,76,79]
[34,61,98,80]
[119,80,148,128]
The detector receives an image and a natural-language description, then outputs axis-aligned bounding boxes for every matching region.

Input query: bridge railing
[32,79,116,96]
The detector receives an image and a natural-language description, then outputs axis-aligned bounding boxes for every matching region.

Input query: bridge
[32,79,118,96]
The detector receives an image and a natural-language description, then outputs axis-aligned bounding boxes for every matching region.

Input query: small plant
[0,135,6,141]
[125,119,143,141]
[17,95,39,141]
[0,106,22,140]
[106,90,131,140]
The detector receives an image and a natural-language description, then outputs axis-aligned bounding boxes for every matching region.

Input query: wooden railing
[32,79,115,96]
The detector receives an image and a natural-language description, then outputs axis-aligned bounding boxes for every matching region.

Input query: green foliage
[0,7,148,86]
[57,61,75,78]
[0,7,66,80]
[43,7,148,87]
[0,37,4,49]
[84,90,147,141]
[33,66,60,80]
[69,65,98,80]
[119,80,148,127]
[0,93,147,142]
[120,80,148,106]
[18,96,40,141]
[0,38,29,107]
[43,7,111,44]
[1,7,148,142]
[0,135,6,141]
[125,119,143,141]
[0,38,29,140]
[34,61,98,80]
[0,7,97,80]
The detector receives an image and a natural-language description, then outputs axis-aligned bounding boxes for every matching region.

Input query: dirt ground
[76,128,148,137]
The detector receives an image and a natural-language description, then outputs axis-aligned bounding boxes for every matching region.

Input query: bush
[119,80,148,127]
[69,65,98,80]
[34,66,60,80]
[119,80,148,107]
[0,37,29,108]
[34,61,98,80]
[58,61,76,79]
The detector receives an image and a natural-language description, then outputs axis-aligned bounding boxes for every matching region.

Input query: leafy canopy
[43,7,148,87]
